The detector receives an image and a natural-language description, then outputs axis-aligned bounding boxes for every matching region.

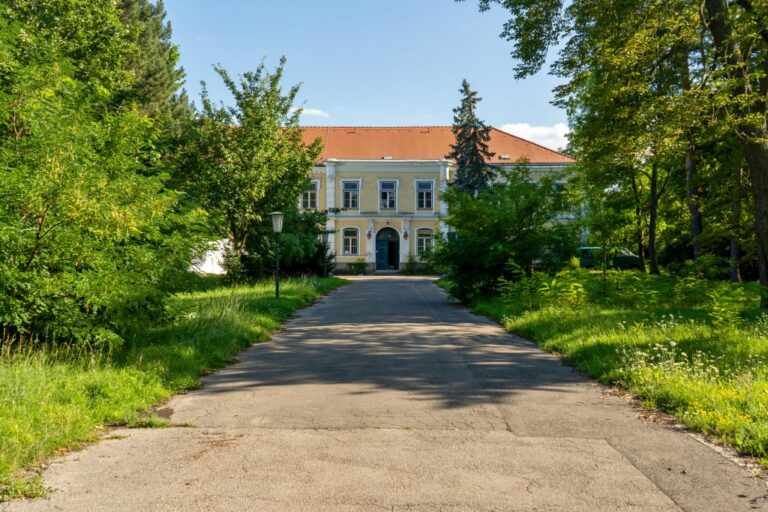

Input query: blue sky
[164,0,569,149]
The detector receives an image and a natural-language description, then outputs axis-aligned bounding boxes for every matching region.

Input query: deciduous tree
[188,58,322,261]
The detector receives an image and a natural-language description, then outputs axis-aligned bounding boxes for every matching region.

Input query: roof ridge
[491,127,573,161]
[301,125,451,129]
[300,125,574,163]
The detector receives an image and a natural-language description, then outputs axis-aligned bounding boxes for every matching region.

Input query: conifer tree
[118,0,192,126]
[446,80,495,195]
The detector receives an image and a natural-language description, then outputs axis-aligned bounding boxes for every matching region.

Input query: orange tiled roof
[300,126,573,165]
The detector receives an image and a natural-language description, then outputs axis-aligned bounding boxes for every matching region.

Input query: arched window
[416,228,434,256]
[342,228,359,256]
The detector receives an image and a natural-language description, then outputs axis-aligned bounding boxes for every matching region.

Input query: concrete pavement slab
[5,428,681,512]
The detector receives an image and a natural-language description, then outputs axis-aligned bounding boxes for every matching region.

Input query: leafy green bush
[0,4,207,347]
[235,210,334,280]
[401,254,433,275]
[431,164,578,301]
[498,266,588,312]
[348,258,368,275]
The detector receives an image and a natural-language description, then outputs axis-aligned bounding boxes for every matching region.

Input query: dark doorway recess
[375,228,400,271]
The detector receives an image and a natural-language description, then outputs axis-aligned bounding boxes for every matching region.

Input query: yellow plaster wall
[334,170,440,214]
[334,217,441,264]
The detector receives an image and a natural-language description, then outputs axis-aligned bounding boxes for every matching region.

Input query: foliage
[0,276,345,499]
[472,0,768,306]
[446,80,495,195]
[466,270,768,464]
[431,163,578,300]
[0,3,204,346]
[401,254,433,275]
[117,0,192,126]
[185,58,322,260]
[240,209,335,279]
[348,258,368,275]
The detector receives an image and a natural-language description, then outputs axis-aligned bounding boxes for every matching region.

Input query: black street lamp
[271,211,284,298]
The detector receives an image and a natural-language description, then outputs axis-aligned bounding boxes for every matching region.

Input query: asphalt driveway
[5,276,767,511]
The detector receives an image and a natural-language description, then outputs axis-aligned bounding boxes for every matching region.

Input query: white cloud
[499,122,570,151]
[297,107,330,118]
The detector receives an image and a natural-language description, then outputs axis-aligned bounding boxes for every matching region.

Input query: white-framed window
[342,228,359,256]
[342,181,359,209]
[380,181,396,210]
[416,181,433,209]
[302,180,319,210]
[416,228,434,256]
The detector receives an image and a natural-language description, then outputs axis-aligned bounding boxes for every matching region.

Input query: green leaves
[434,164,577,300]
[186,59,322,261]
[0,1,202,345]
[478,0,768,304]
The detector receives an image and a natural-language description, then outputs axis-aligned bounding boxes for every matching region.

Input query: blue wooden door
[375,239,388,270]
[375,228,399,270]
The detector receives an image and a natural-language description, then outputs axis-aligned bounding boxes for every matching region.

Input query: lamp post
[271,211,284,299]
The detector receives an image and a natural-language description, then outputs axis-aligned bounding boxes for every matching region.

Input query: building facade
[299,127,574,273]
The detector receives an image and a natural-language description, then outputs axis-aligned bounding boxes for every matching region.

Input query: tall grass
[0,276,344,500]
[468,270,768,465]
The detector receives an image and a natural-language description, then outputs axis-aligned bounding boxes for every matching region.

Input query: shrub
[348,258,367,275]
[431,164,578,301]
[235,210,334,280]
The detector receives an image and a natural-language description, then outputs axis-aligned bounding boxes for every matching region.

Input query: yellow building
[299,126,574,273]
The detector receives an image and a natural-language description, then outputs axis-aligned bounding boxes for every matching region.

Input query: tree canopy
[185,58,322,260]
[0,0,202,344]
[471,0,768,306]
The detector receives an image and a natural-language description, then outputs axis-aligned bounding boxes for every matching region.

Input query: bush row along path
[4,276,767,511]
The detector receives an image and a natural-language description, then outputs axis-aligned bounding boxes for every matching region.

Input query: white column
[326,218,336,256]
[366,219,375,263]
[324,161,337,258]
[439,161,450,236]
[401,219,411,262]
[325,160,336,211]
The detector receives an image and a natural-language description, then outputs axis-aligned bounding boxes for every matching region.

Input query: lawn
[0,276,344,500]
[455,270,768,466]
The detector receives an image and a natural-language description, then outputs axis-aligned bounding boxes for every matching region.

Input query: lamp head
[270,211,284,233]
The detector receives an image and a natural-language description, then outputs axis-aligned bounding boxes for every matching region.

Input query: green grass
[0,276,344,500]
[463,270,768,465]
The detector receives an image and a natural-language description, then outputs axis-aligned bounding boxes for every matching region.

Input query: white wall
[189,239,230,275]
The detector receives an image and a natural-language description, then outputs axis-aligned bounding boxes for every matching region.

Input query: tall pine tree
[118,0,193,127]
[446,80,495,195]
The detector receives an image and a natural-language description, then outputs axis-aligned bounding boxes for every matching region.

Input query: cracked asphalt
[4,276,767,511]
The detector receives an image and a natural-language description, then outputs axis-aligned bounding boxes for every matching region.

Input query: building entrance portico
[375,227,400,271]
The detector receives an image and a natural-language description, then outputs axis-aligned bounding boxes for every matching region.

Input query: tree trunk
[229,217,249,258]
[731,202,742,283]
[680,51,703,259]
[744,140,768,306]
[631,176,647,272]
[636,211,646,272]
[704,0,768,307]
[731,166,743,282]
[648,165,660,274]
[686,140,703,258]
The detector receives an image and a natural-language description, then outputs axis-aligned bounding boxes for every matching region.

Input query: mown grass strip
[0,276,345,500]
